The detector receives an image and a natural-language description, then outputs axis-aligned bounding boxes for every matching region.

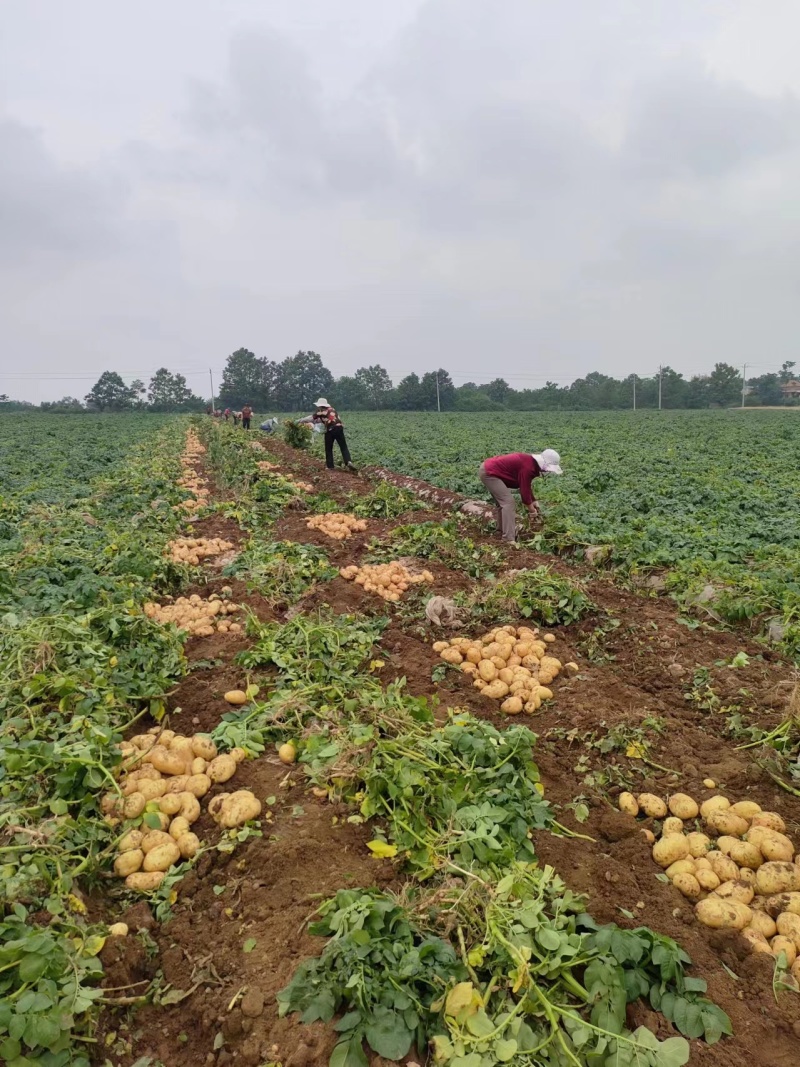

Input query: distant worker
[223,407,231,422]
[241,404,252,430]
[260,417,279,434]
[232,410,241,426]
[206,404,213,415]
[300,398,356,472]
[478,449,562,543]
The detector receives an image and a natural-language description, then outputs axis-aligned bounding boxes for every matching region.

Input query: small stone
[240,988,264,1018]
[703,779,716,789]
[636,901,646,910]
[667,663,685,678]
[192,717,201,725]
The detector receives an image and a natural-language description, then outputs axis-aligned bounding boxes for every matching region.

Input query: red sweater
[483,453,541,505]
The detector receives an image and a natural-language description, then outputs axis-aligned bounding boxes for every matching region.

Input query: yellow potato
[750,811,786,834]
[761,893,800,918]
[756,862,800,896]
[642,829,655,844]
[478,660,497,682]
[224,689,248,705]
[165,775,190,794]
[717,838,762,870]
[699,795,730,820]
[207,755,237,783]
[441,648,463,665]
[466,647,483,665]
[747,827,794,862]
[706,851,739,883]
[663,817,684,836]
[143,841,181,872]
[749,912,778,939]
[149,747,186,777]
[135,779,167,801]
[653,834,689,868]
[500,696,524,715]
[498,667,515,684]
[694,857,712,871]
[141,830,174,853]
[713,879,754,905]
[184,773,212,798]
[108,922,129,937]
[177,832,200,859]
[673,873,702,901]
[483,680,510,700]
[125,871,165,891]
[158,794,182,816]
[742,929,771,953]
[169,816,191,840]
[432,641,448,653]
[707,811,749,838]
[177,792,201,823]
[695,898,752,930]
[122,793,146,819]
[638,794,668,819]
[209,789,262,828]
[190,757,207,775]
[668,793,699,820]
[696,869,720,892]
[666,859,696,879]
[686,832,711,858]
[114,849,144,877]
[618,792,639,817]
[118,829,143,853]
[730,801,762,820]
[738,868,756,887]
[772,935,797,965]
[776,912,800,950]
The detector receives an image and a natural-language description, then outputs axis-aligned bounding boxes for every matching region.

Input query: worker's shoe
[346,462,358,473]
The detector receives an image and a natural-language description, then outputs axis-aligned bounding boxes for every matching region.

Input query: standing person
[241,404,252,430]
[300,398,356,471]
[478,449,562,543]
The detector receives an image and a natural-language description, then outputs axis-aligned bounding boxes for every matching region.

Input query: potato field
[3,410,800,1067]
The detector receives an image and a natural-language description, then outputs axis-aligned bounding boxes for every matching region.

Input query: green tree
[707,362,742,407]
[480,378,511,404]
[395,373,422,410]
[276,351,335,411]
[419,369,455,410]
[40,396,85,413]
[148,368,202,411]
[218,348,275,409]
[334,375,369,409]
[84,371,135,411]
[354,364,393,408]
[746,373,782,406]
[779,360,796,383]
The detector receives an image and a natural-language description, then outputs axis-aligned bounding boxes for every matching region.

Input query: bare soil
[96,434,800,1067]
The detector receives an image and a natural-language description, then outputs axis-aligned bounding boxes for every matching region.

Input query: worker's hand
[528,502,541,521]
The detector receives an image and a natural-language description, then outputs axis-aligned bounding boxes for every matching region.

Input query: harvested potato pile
[144,593,242,636]
[292,479,314,492]
[256,460,279,471]
[433,626,578,714]
[176,431,210,513]
[307,513,367,540]
[168,536,235,565]
[340,562,434,602]
[622,789,800,980]
[106,730,261,892]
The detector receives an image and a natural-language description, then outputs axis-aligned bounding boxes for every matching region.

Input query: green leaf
[364,1011,412,1059]
[242,938,257,953]
[17,954,48,983]
[465,1008,495,1038]
[494,1037,518,1061]
[330,1036,368,1067]
[536,927,563,952]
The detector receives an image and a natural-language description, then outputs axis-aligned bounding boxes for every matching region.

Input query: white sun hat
[532,449,563,474]
[314,397,330,407]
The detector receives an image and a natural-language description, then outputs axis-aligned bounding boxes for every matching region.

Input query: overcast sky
[2,1,800,403]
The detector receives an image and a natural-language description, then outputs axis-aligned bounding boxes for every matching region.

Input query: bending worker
[478,449,562,543]
[300,398,357,471]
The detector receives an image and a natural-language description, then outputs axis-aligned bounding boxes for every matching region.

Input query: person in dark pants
[241,404,252,430]
[301,398,356,471]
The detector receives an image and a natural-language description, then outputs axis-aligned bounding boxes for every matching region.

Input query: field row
[3,413,800,1067]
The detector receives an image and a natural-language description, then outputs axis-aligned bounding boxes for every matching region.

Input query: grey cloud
[624,65,800,180]
[0,116,123,265]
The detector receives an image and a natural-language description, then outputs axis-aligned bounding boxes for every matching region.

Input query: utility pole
[209,369,216,412]
[632,374,636,411]
[658,365,662,410]
[741,363,748,408]
[436,372,441,413]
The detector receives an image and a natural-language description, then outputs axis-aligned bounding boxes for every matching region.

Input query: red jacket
[483,453,541,505]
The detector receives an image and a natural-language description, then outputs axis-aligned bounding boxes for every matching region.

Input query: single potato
[638,794,668,819]
[125,871,165,891]
[749,912,778,939]
[771,936,797,965]
[618,792,639,817]
[686,832,712,858]
[663,817,684,836]
[700,796,731,820]
[713,879,754,905]
[707,811,750,838]
[756,862,800,897]
[114,849,144,877]
[695,898,752,930]
[653,834,689,868]
[668,793,699,820]
[673,873,702,900]
[142,841,181,872]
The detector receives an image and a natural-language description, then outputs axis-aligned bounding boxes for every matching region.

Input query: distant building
[781,380,800,398]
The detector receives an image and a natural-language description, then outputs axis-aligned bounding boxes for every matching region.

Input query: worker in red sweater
[478,449,562,543]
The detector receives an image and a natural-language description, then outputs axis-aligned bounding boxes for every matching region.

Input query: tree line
[1,352,797,413]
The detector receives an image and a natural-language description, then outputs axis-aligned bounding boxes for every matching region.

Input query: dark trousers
[324,426,351,468]
[242,417,250,430]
